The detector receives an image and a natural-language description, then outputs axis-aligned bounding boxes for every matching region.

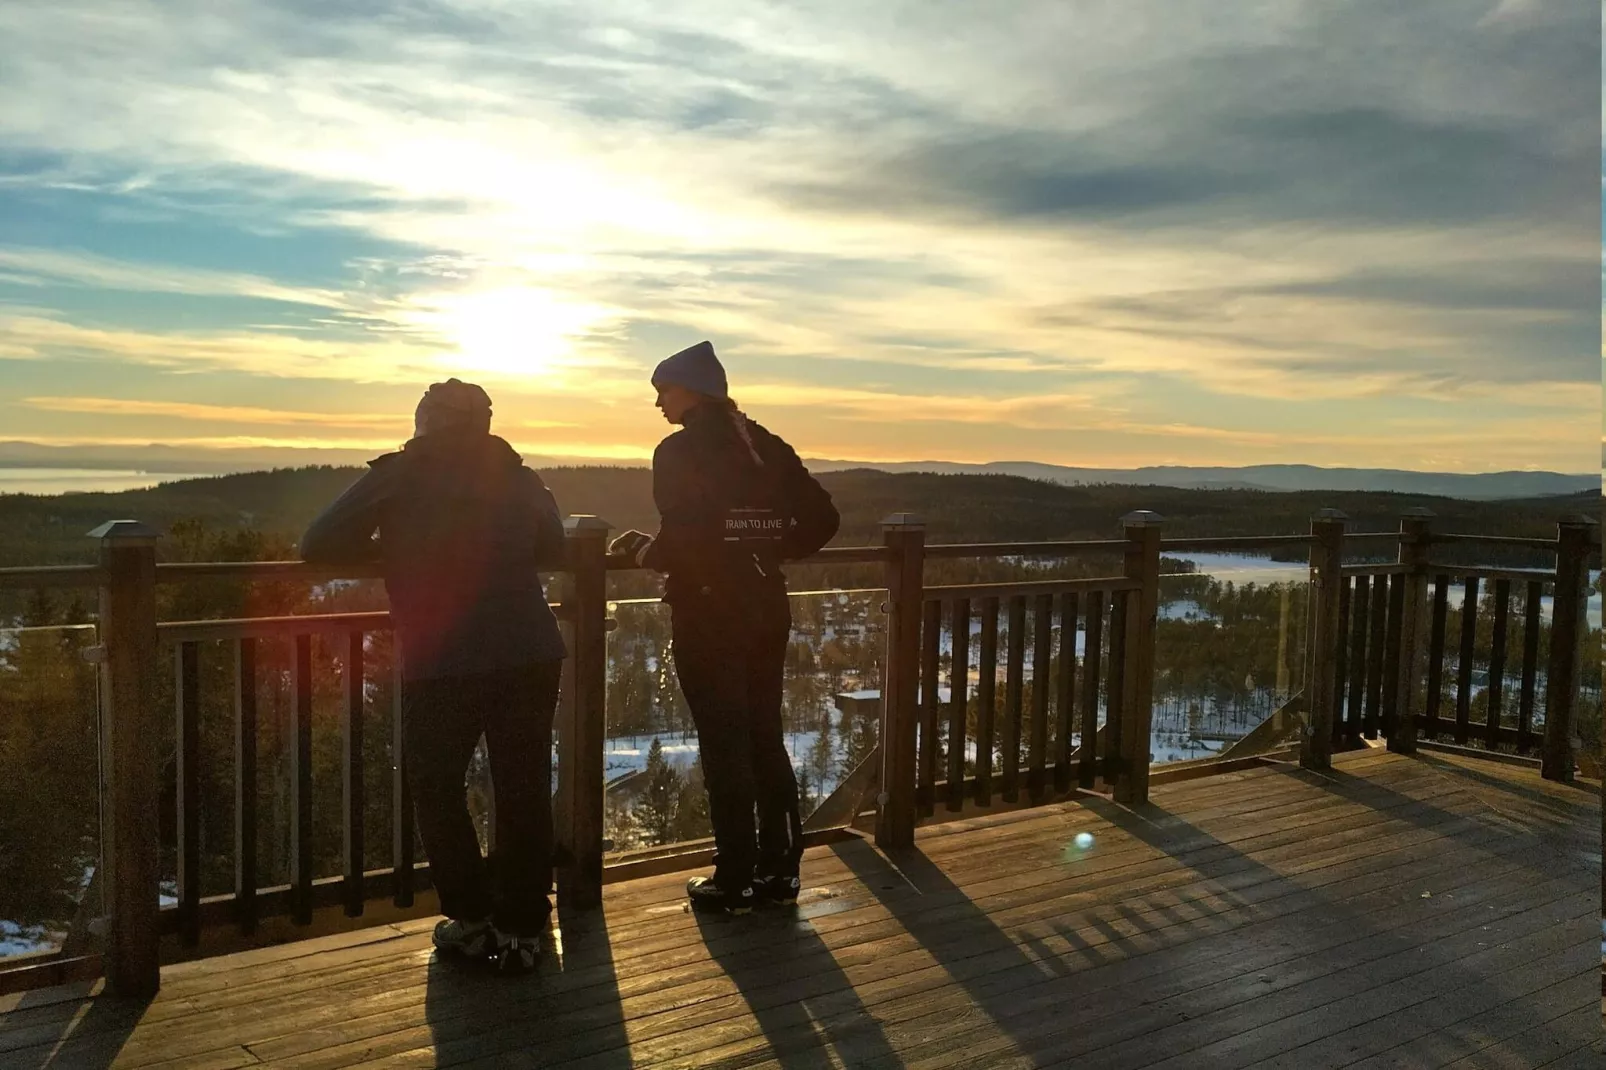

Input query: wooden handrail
[158,610,394,642]
[1424,565,1558,585]
[1160,535,1313,552]
[922,576,1140,601]
[922,539,1130,560]
[1429,533,1560,552]
[1340,563,1412,578]
[10,506,1594,998]
[0,564,105,589]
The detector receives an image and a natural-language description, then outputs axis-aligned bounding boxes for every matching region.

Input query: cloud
[0,246,351,308]
[0,0,1594,472]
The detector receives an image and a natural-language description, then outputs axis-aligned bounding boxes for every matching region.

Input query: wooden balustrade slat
[1078,592,1105,789]
[291,634,314,926]
[1001,596,1027,802]
[945,599,971,813]
[917,599,942,817]
[973,598,999,805]
[1517,580,1541,755]
[1363,575,1388,739]
[1424,576,1449,737]
[341,630,365,918]
[1454,576,1479,745]
[1381,573,1405,738]
[1103,591,1128,788]
[1486,579,1510,751]
[234,638,257,936]
[392,645,414,908]
[1333,576,1352,747]
[1028,594,1053,803]
[1346,575,1370,744]
[175,641,201,948]
[1053,592,1079,794]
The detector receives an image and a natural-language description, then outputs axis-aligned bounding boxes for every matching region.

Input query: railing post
[1390,509,1433,756]
[88,520,162,997]
[1541,513,1597,782]
[1116,511,1162,805]
[556,516,610,908]
[1304,510,1348,771]
[877,514,925,850]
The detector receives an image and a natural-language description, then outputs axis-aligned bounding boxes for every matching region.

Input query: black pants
[671,584,803,889]
[402,661,560,933]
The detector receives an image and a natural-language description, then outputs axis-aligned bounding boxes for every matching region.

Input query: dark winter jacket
[299,432,567,679]
[641,404,839,602]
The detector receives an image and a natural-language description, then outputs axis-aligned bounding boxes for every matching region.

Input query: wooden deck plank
[1,750,1591,1070]
[263,780,1554,1060]
[1342,970,1599,1069]
[786,854,1589,1070]
[1437,1004,1602,1069]
[132,755,1421,1019]
[0,758,1516,1060]
[166,761,1477,1060]
[654,854,1583,1070]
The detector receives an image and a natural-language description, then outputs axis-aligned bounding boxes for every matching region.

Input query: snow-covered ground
[0,920,63,958]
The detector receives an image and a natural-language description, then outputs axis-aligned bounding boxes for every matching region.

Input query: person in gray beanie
[300,378,565,974]
[611,341,839,914]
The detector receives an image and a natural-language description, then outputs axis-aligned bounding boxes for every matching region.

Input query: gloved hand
[608,530,654,566]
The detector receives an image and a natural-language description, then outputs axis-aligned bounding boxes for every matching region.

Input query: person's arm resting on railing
[299,462,397,564]
[609,438,695,571]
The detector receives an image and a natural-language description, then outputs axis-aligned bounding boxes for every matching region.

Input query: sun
[422,286,618,381]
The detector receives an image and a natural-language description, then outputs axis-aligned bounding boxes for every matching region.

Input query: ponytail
[718,397,764,466]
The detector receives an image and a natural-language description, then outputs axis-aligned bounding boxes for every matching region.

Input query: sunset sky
[0,0,1597,473]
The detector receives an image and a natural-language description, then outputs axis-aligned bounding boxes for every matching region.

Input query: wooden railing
[0,507,1596,998]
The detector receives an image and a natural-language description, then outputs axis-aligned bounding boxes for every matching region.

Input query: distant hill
[0,464,1594,569]
[0,441,1593,500]
[804,460,1599,500]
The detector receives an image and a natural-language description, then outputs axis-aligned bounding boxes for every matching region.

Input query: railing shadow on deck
[1308,759,1598,867]
[0,987,148,1070]
[1062,784,1595,1067]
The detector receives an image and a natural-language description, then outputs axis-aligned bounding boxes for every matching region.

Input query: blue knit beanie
[651,340,727,399]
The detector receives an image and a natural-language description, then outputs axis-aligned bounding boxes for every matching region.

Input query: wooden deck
[3,748,1599,1069]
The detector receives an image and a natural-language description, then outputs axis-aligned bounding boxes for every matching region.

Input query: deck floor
[2,748,1600,1069]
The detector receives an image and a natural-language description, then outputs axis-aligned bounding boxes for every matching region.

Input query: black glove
[608,530,654,565]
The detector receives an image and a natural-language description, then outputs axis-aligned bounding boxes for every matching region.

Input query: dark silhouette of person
[610,341,839,914]
[301,378,564,973]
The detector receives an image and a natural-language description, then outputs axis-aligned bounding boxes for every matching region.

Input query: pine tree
[636,739,683,846]
[672,758,711,842]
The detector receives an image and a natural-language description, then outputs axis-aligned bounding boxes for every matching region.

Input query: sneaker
[753,874,800,906]
[490,928,542,975]
[432,917,493,959]
[687,876,755,915]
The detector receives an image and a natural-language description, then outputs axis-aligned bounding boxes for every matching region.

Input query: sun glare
[419,287,618,381]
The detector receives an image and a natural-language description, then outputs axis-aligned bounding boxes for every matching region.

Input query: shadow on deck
[2,749,1599,1069]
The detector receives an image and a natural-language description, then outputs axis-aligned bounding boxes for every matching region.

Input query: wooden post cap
[881,513,925,529]
[1120,510,1164,528]
[1400,507,1435,519]
[1557,513,1599,528]
[86,520,160,543]
[563,515,612,535]
[1312,508,1349,522]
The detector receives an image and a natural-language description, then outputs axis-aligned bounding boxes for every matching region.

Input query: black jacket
[642,404,839,601]
[300,433,567,678]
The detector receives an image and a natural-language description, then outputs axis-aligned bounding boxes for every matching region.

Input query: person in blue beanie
[611,341,839,914]
[300,379,565,974]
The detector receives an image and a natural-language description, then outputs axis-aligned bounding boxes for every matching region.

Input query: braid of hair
[721,397,764,466]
